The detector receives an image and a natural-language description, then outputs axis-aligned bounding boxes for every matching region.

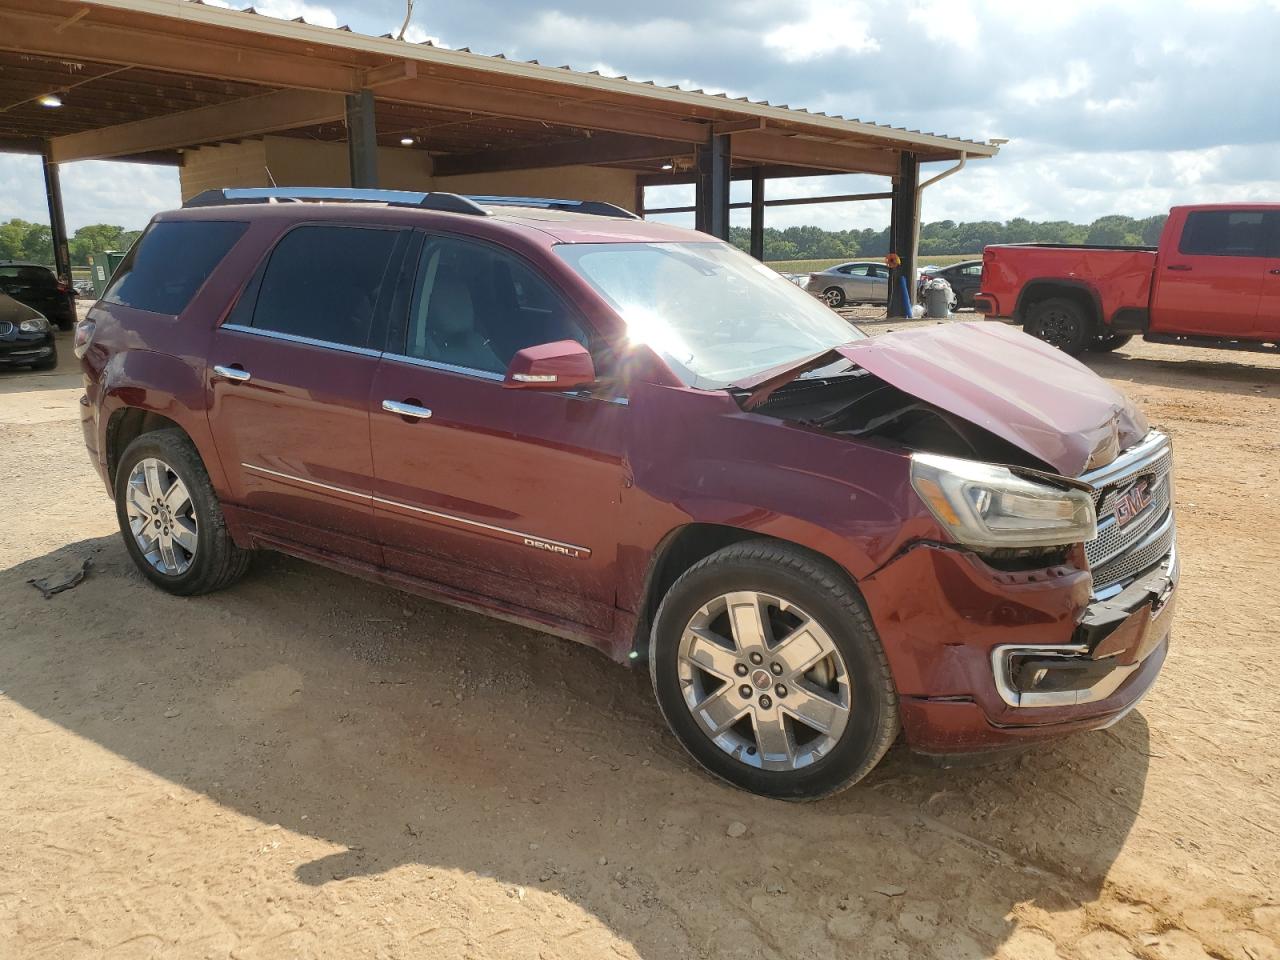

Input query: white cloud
[762,1,880,62]
[402,24,448,47]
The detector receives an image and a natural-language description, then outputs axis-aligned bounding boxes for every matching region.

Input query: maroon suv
[78,188,1177,800]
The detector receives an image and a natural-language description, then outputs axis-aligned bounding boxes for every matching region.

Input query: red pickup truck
[976,203,1280,355]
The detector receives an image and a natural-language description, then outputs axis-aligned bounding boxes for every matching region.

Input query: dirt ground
[2,312,1278,960]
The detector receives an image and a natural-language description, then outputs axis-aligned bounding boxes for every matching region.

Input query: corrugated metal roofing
[181,0,996,155]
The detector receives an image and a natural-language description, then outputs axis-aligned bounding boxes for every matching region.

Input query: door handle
[382,399,432,420]
[1270,268,1280,276]
[213,364,251,382]
[1166,264,1192,272]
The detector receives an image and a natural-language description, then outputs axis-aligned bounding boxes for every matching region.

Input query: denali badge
[1113,478,1154,527]
[523,536,587,559]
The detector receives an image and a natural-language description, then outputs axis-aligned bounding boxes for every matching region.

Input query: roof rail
[182,187,638,219]
[182,187,488,215]
[462,195,640,219]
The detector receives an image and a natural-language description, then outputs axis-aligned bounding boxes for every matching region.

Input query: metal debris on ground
[27,558,92,599]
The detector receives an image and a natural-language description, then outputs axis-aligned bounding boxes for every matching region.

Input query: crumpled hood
[836,322,1148,477]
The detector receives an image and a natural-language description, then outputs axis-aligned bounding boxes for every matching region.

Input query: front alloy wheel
[679,591,851,771]
[650,541,899,800]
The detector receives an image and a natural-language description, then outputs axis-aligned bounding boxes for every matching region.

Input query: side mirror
[503,339,596,390]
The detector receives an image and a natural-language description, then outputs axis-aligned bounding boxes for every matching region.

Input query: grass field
[767,254,979,274]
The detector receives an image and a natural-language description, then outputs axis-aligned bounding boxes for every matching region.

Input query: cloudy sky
[2,0,1277,234]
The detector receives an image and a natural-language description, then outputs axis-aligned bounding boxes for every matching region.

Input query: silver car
[804,261,890,308]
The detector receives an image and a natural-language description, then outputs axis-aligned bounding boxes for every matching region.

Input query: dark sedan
[921,259,984,308]
[0,290,58,370]
[0,261,77,330]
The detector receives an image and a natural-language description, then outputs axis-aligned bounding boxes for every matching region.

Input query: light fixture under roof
[400,135,415,146]
[661,162,674,170]
[38,93,63,108]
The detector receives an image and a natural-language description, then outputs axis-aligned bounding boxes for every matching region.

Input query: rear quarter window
[105,220,247,315]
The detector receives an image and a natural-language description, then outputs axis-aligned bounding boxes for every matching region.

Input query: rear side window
[0,265,55,287]
[243,225,400,349]
[105,220,246,315]
[1178,211,1270,257]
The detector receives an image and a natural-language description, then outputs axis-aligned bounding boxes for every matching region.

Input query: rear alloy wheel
[822,286,846,309]
[1089,333,1133,352]
[114,429,251,596]
[1025,297,1092,355]
[650,541,898,800]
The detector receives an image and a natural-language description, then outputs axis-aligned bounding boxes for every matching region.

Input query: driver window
[404,235,591,375]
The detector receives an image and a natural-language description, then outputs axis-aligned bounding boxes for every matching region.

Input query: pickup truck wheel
[1089,333,1133,352]
[822,287,846,308]
[649,541,899,800]
[1026,297,1092,355]
[114,429,251,596]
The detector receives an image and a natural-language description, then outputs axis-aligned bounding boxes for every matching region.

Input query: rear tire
[649,540,899,801]
[822,287,846,309]
[1025,297,1092,355]
[114,429,251,596]
[1089,333,1133,352]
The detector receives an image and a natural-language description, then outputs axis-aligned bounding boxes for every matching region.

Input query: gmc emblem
[1113,478,1154,527]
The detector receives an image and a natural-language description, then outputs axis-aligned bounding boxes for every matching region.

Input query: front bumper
[0,335,56,366]
[861,537,1177,753]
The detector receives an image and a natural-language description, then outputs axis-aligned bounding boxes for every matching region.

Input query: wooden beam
[47,88,347,162]
[731,130,899,177]
[376,77,708,144]
[0,8,360,93]
[363,60,417,89]
[432,133,691,177]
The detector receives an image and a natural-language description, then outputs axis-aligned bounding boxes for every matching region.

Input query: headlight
[910,452,1096,548]
[19,317,50,333]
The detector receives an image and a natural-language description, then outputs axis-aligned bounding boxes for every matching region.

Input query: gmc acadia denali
[78,188,1178,799]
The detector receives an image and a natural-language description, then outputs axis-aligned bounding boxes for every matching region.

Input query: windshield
[554,241,864,389]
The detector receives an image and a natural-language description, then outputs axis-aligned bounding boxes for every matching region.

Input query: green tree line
[0,220,142,268]
[2,212,1168,270]
[729,213,1168,262]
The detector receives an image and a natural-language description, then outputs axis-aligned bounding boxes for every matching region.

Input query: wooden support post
[41,146,70,283]
[888,151,919,317]
[345,89,379,188]
[749,168,765,260]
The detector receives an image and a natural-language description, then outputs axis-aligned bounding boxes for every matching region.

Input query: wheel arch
[1014,279,1103,331]
[105,408,192,488]
[629,522,866,663]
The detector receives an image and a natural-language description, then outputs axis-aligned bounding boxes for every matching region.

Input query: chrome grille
[1080,432,1174,593]
[0,321,13,336]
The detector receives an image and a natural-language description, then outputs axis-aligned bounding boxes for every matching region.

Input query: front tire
[649,541,899,800]
[1025,297,1093,355]
[822,286,846,309]
[114,429,251,596]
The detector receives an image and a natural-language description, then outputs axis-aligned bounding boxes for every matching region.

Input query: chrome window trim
[220,322,382,358]
[380,351,629,404]
[380,351,505,382]
[240,462,590,557]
